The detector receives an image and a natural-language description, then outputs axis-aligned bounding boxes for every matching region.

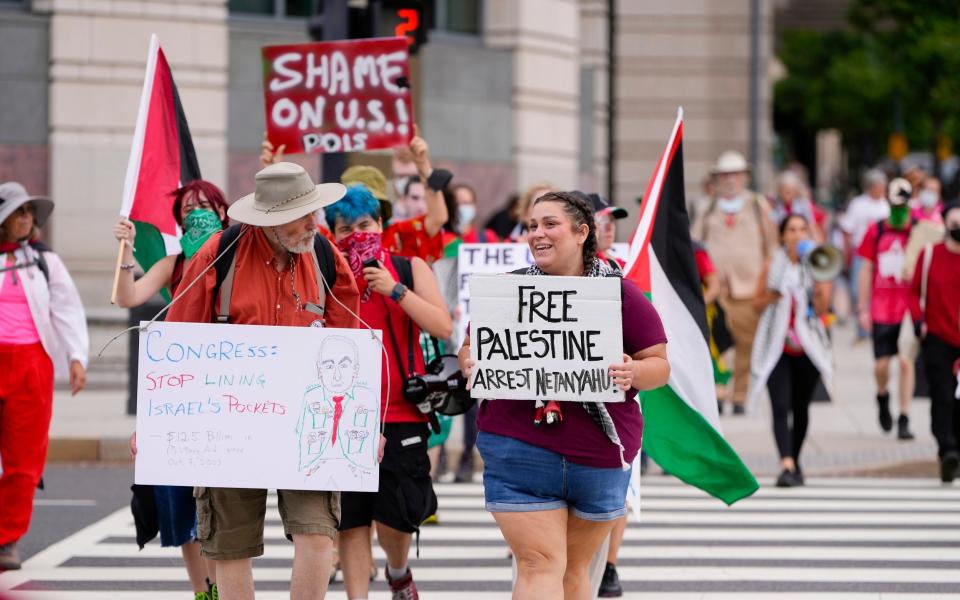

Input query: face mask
[336,230,382,283]
[919,190,939,209]
[458,204,476,228]
[717,197,745,214]
[948,227,960,243]
[179,208,221,259]
[888,204,910,229]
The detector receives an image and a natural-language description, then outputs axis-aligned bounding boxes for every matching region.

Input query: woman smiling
[459,191,670,600]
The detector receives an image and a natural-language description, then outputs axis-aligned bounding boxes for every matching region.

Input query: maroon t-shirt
[477,278,667,468]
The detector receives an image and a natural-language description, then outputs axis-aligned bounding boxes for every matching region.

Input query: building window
[228,0,314,17]
[433,0,480,35]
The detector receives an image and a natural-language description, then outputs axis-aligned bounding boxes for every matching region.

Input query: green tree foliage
[775,0,960,164]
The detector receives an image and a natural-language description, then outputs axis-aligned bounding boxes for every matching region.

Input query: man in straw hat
[692,150,777,415]
[166,162,361,599]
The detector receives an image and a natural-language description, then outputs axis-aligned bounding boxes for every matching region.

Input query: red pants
[0,342,53,545]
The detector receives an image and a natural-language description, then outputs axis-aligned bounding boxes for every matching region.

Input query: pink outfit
[911,204,944,224]
[0,257,41,344]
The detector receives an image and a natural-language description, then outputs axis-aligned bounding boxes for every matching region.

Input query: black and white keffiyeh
[526,258,630,470]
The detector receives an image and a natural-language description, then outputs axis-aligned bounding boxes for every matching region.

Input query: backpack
[211,224,337,323]
[0,241,50,283]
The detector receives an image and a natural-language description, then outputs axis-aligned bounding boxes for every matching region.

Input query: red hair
[171,179,229,227]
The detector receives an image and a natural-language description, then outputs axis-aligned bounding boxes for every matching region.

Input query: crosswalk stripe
[4,477,960,598]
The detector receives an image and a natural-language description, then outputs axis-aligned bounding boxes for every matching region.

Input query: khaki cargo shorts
[194,487,340,560]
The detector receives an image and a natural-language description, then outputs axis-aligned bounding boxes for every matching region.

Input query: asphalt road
[21,463,134,562]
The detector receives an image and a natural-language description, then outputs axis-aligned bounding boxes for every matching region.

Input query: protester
[909,201,960,483]
[912,177,944,224]
[115,180,229,598]
[325,183,452,600]
[770,171,827,242]
[453,183,499,243]
[840,169,890,340]
[749,214,833,487]
[857,178,916,440]
[691,150,777,415]
[507,183,554,242]
[113,180,229,305]
[589,193,628,271]
[164,162,360,599]
[459,191,670,599]
[396,175,427,223]
[485,192,521,240]
[0,182,88,571]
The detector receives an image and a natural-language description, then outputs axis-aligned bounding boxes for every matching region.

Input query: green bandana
[887,204,910,229]
[179,208,221,259]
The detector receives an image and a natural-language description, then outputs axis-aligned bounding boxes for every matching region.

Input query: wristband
[120,263,137,271]
[390,283,408,303]
[426,168,453,191]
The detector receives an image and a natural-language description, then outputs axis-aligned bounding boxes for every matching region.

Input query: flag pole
[110,240,126,305]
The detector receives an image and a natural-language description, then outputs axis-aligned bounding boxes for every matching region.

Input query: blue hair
[325,183,381,230]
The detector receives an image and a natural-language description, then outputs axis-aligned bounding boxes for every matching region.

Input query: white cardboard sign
[134,322,382,491]
[468,274,624,402]
[455,243,627,344]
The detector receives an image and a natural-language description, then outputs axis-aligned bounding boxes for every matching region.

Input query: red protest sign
[262,37,413,155]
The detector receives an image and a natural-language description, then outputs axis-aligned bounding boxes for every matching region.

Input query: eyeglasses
[11,204,35,217]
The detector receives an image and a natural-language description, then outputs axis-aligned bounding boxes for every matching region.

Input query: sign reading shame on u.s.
[262,37,413,155]
[468,275,624,402]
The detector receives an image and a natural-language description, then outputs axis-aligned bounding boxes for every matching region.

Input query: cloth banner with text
[135,322,382,491]
[262,37,413,155]
[468,274,624,402]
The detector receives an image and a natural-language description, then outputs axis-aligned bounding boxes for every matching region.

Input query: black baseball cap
[588,193,628,220]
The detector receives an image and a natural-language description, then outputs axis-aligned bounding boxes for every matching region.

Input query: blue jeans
[154,485,198,547]
[477,432,630,522]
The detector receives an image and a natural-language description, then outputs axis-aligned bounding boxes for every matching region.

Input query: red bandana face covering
[337,230,383,297]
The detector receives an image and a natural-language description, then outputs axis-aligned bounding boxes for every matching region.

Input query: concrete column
[40,0,228,314]
[578,0,609,195]
[613,0,774,212]
[485,0,582,190]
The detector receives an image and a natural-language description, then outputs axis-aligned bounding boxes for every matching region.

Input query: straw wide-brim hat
[0,181,54,227]
[341,164,392,221]
[711,150,751,175]
[228,162,346,227]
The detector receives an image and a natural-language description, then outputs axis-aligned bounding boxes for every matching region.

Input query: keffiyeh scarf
[525,258,630,470]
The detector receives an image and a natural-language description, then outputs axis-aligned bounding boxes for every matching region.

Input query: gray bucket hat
[0,182,54,227]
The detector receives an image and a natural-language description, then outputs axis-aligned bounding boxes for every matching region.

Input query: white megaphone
[797,239,842,282]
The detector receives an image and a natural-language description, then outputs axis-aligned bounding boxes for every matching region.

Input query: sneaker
[897,415,914,440]
[732,404,746,415]
[598,561,623,597]
[208,580,219,600]
[0,542,21,571]
[940,451,960,483]
[386,567,419,600]
[775,469,800,488]
[877,392,893,432]
[194,593,210,600]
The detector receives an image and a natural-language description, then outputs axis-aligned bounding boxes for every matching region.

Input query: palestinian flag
[119,34,201,300]
[624,108,758,505]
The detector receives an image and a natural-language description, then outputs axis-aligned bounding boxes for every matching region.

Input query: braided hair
[533,191,598,272]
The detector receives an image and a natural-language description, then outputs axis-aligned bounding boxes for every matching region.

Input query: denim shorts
[477,431,630,522]
[154,485,197,547]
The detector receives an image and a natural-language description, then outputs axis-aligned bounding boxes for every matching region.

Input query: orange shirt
[167,227,359,329]
[383,215,443,263]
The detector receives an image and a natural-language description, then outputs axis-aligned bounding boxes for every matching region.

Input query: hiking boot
[386,567,419,600]
[897,415,914,440]
[877,393,893,432]
[0,542,21,571]
[941,451,960,483]
[598,561,623,597]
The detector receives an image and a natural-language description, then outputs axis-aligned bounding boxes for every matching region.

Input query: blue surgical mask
[919,190,939,209]
[458,204,476,227]
[717,197,745,214]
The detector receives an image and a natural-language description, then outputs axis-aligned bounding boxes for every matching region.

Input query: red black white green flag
[624,108,758,505]
[119,34,201,299]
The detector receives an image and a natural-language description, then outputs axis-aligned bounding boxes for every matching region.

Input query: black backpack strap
[212,225,244,323]
[33,248,50,283]
[313,234,336,292]
[390,254,415,291]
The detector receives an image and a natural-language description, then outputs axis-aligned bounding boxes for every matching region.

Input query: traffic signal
[380,1,428,54]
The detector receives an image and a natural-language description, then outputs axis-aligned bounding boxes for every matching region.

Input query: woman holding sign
[459,191,669,600]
